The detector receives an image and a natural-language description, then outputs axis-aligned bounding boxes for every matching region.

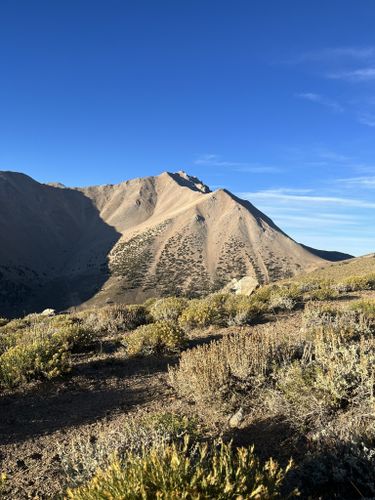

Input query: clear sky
[1,0,374,256]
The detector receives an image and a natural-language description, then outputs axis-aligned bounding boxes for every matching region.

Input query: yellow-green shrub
[224,295,265,325]
[251,285,273,305]
[66,437,292,499]
[178,294,228,330]
[307,286,339,301]
[0,316,93,389]
[349,299,375,319]
[60,413,199,488]
[343,274,375,291]
[0,328,70,388]
[123,321,186,356]
[269,285,302,312]
[150,297,188,322]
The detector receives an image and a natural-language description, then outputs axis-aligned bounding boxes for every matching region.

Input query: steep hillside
[0,170,329,316]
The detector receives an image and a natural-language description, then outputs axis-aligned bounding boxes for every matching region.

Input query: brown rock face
[0,170,326,316]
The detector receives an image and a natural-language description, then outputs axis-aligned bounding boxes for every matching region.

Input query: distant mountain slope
[0,170,336,316]
[300,244,353,262]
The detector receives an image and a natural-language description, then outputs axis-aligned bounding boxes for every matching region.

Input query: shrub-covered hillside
[1,266,375,498]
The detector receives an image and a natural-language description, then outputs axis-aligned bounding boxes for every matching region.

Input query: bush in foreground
[169,325,301,417]
[66,436,292,499]
[60,413,198,488]
[0,316,93,389]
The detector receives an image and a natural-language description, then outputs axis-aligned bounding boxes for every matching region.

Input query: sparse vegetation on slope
[2,262,375,498]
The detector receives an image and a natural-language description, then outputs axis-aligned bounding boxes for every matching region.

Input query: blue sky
[0,1,374,256]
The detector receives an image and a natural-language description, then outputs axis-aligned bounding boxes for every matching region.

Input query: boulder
[40,308,56,316]
[225,276,259,296]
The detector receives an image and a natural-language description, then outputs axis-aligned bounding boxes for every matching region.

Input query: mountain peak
[0,170,333,316]
[167,171,211,194]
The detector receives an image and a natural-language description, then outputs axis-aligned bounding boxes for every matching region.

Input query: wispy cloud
[273,214,359,227]
[328,67,375,82]
[316,149,353,163]
[296,92,344,113]
[337,176,375,188]
[357,113,375,127]
[194,154,281,173]
[238,188,375,208]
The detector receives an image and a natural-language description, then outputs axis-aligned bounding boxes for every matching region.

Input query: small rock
[40,308,56,316]
[228,407,244,428]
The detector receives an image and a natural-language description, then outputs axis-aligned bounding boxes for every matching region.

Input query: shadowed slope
[0,172,121,317]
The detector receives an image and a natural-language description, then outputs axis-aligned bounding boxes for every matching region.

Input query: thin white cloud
[296,92,344,113]
[274,214,359,227]
[328,67,375,82]
[238,189,375,208]
[338,176,375,188]
[316,149,353,163]
[194,154,281,173]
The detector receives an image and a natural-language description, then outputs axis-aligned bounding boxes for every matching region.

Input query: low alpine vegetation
[123,321,186,357]
[79,303,149,335]
[0,315,93,389]
[149,296,189,322]
[66,436,292,499]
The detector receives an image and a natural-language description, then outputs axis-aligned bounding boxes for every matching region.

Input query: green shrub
[123,321,186,356]
[66,437,292,499]
[150,297,188,322]
[349,299,375,319]
[343,274,375,291]
[251,285,273,305]
[225,295,265,326]
[178,294,228,330]
[60,413,198,488]
[307,286,339,301]
[269,285,302,312]
[0,316,93,389]
[0,327,70,388]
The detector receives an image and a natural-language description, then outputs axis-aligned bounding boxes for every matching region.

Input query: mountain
[0,170,341,316]
[300,244,353,262]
